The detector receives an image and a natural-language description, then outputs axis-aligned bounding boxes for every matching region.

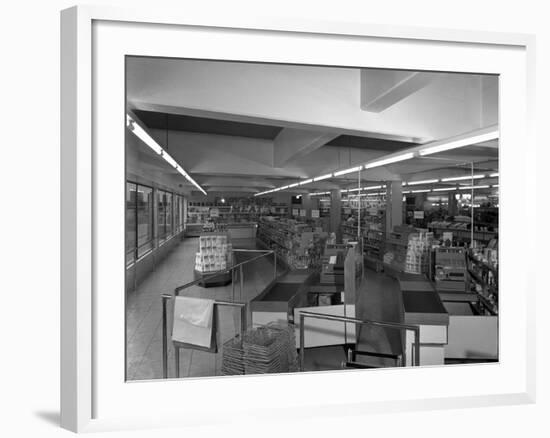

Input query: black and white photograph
[125,57,499,380]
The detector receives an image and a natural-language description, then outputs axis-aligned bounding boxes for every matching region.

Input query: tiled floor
[126,237,283,380]
[126,237,402,380]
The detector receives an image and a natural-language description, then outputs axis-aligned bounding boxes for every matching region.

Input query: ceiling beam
[130,101,422,143]
[361,70,436,113]
[273,128,338,167]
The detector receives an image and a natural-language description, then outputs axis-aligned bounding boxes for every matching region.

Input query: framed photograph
[61,5,536,433]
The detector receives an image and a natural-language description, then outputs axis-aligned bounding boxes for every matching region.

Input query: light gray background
[1,1,548,437]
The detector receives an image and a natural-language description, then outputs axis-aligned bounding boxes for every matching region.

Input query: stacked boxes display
[404,231,434,274]
[194,234,233,273]
[384,226,434,274]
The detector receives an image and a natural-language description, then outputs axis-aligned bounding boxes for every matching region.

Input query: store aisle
[126,236,280,380]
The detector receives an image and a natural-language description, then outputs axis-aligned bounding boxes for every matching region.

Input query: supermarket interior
[125,57,499,380]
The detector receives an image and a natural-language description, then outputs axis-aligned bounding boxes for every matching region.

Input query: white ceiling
[126,57,499,195]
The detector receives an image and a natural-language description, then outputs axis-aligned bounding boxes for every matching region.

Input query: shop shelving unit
[257,218,327,270]
[466,252,498,315]
[186,200,290,237]
[428,221,498,243]
[341,194,386,269]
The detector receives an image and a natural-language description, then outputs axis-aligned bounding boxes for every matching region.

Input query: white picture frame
[60,5,536,433]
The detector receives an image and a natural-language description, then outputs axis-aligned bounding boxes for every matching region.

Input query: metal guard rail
[162,248,277,378]
[298,310,421,369]
[174,248,277,296]
[161,294,247,378]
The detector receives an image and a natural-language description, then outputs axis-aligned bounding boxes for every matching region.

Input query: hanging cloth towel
[172,296,217,353]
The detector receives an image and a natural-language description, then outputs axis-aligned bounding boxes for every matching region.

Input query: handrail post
[297,310,421,368]
[273,251,277,280]
[414,328,421,367]
[299,313,305,371]
[161,294,171,379]
[239,264,244,301]
[241,304,247,334]
[231,267,235,301]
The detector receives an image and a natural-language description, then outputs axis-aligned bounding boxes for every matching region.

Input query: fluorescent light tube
[418,127,499,156]
[299,179,313,185]
[490,173,499,178]
[288,183,300,188]
[492,184,499,188]
[408,179,439,186]
[365,185,383,190]
[441,174,485,182]
[364,152,415,169]
[127,114,164,155]
[432,187,454,192]
[310,191,330,196]
[127,114,207,195]
[411,189,431,193]
[333,166,362,176]
[459,185,490,190]
[313,173,333,182]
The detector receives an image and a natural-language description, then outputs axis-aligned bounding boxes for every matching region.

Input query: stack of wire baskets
[221,322,298,376]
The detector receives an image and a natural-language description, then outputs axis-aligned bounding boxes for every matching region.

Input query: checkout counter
[399,278,497,365]
[250,244,362,349]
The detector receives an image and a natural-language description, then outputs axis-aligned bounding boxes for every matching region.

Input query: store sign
[311,209,320,218]
[210,208,219,218]
[344,208,351,215]
[300,209,306,217]
[413,210,424,219]
[292,208,299,216]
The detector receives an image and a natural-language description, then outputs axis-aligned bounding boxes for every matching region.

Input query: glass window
[158,190,173,242]
[177,195,185,232]
[166,192,173,237]
[136,185,154,257]
[158,190,167,242]
[126,182,137,265]
[174,195,181,233]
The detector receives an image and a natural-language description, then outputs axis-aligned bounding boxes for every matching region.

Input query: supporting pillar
[302,193,312,219]
[385,181,403,234]
[330,189,342,242]
[448,192,458,216]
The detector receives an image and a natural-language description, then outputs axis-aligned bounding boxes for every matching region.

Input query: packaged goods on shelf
[404,231,434,274]
[428,220,498,243]
[194,234,233,273]
[467,246,498,314]
[383,226,434,274]
[257,218,327,270]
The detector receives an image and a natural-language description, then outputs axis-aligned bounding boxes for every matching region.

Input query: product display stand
[194,233,234,287]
